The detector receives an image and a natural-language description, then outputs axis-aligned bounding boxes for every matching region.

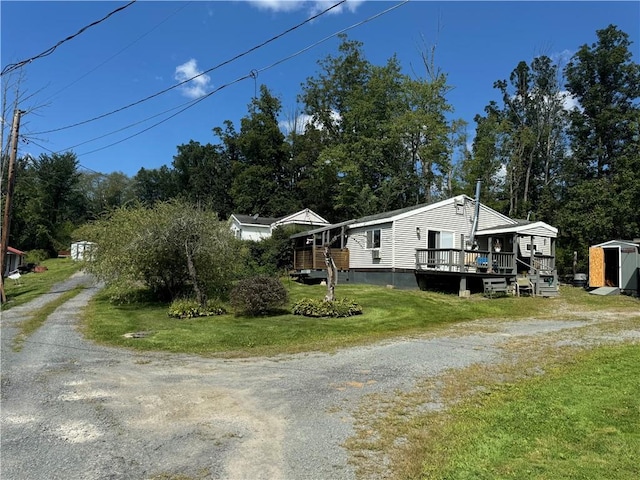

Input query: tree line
[4,26,639,274]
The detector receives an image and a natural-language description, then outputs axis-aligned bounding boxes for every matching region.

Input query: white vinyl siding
[518,236,552,256]
[392,199,514,269]
[347,223,393,268]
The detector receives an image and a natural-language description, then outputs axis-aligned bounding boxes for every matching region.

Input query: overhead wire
[30,0,347,136]
[42,1,193,103]
[65,0,411,158]
[1,1,138,77]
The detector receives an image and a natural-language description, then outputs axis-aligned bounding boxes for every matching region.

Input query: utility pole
[0,109,23,304]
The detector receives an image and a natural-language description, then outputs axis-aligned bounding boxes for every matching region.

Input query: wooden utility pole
[0,109,23,304]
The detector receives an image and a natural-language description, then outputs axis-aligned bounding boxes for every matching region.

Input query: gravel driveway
[1,272,635,479]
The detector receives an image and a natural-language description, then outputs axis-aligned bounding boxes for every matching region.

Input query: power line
[58,97,202,152]
[31,0,347,136]
[64,0,411,159]
[43,1,193,103]
[1,1,138,77]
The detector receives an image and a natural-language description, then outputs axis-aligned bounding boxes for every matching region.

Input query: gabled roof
[291,195,520,239]
[593,239,640,249]
[349,195,514,229]
[231,208,330,229]
[231,213,281,227]
[272,208,329,227]
[477,220,558,237]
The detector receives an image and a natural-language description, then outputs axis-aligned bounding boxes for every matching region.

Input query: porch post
[529,235,534,273]
[459,234,469,297]
[513,233,518,273]
[459,234,465,272]
[488,236,493,273]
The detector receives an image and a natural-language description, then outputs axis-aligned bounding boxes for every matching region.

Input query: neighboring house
[3,246,25,276]
[589,239,640,295]
[230,208,330,241]
[290,194,559,296]
[71,241,96,261]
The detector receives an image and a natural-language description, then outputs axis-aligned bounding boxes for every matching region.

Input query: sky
[1,1,638,177]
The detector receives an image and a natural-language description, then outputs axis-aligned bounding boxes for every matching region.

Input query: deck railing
[416,248,516,274]
[293,247,350,271]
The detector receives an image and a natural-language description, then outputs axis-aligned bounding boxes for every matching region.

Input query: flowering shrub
[168,298,227,319]
[292,298,362,318]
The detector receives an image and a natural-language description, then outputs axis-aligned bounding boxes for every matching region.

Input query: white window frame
[366,229,381,249]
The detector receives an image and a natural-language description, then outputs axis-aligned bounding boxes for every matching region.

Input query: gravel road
[1,272,635,480]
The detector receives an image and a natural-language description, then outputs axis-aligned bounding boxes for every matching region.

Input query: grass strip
[13,286,85,351]
[3,258,81,310]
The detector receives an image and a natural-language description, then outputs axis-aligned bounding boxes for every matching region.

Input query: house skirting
[341,269,418,289]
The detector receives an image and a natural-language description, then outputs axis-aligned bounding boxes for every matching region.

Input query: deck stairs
[521,272,559,297]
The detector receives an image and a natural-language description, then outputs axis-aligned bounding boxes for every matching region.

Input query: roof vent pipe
[468,179,481,249]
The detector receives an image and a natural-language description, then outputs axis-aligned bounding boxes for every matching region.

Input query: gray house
[589,240,640,295]
[291,195,559,296]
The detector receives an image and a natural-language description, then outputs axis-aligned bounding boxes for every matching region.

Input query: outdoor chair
[515,277,534,297]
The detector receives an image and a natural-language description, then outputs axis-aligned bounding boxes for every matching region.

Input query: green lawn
[417,343,640,479]
[82,281,531,357]
[82,280,639,358]
[2,258,81,309]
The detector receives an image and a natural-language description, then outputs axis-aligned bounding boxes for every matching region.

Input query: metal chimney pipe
[468,179,481,248]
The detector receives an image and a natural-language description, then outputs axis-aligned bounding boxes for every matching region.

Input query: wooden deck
[415,248,555,275]
[416,248,516,275]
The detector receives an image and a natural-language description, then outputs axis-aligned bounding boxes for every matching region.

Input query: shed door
[589,246,605,287]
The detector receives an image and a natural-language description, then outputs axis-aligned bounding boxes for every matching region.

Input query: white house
[230,208,329,241]
[291,195,558,296]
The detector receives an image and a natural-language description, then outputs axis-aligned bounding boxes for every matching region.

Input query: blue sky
[1,1,638,177]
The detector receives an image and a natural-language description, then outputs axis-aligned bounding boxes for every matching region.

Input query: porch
[293,247,350,271]
[415,248,555,276]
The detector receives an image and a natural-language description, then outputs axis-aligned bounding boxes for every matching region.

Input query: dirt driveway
[1,272,637,479]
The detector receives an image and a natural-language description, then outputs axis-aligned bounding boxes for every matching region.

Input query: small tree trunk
[185,241,206,307]
[324,244,337,302]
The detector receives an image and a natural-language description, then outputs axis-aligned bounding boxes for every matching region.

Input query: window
[427,230,454,249]
[526,243,538,252]
[366,229,381,249]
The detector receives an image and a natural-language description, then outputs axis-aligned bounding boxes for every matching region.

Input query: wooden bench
[483,277,509,298]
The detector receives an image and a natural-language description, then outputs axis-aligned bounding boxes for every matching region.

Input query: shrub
[25,249,49,264]
[292,298,363,318]
[230,276,289,316]
[168,298,227,319]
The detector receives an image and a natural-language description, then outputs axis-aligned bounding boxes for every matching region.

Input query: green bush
[25,249,49,264]
[168,298,227,319]
[292,298,363,318]
[230,276,289,316]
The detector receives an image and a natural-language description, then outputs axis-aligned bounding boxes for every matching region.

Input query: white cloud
[174,59,211,99]
[248,0,363,14]
[550,49,574,66]
[279,113,314,134]
[279,110,341,134]
[559,90,582,112]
